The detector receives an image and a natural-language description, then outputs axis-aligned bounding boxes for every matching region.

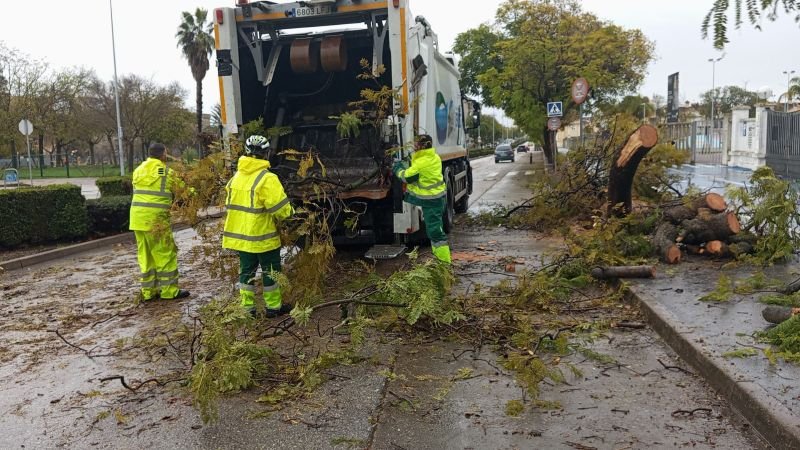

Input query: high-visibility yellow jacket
[222,156,293,253]
[129,158,182,231]
[396,147,446,206]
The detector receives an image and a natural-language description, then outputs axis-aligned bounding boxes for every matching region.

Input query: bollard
[529,153,533,164]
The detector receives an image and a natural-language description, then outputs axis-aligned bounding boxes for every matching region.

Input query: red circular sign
[547,117,561,131]
[571,78,590,105]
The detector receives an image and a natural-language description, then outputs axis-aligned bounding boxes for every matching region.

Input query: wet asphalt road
[0,156,771,449]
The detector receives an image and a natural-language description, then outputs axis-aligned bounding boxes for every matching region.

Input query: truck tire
[443,169,455,234]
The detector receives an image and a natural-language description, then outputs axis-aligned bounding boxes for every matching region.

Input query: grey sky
[1,0,798,119]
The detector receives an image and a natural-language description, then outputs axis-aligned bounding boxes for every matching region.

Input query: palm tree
[789,77,800,104]
[176,8,214,157]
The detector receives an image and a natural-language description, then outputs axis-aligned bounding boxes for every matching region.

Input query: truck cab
[214,0,475,245]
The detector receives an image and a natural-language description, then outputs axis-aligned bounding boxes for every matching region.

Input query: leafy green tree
[176,8,214,156]
[787,77,800,103]
[455,0,654,164]
[598,95,655,122]
[704,0,800,49]
[698,85,761,118]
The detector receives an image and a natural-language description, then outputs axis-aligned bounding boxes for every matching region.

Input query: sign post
[571,78,590,147]
[18,119,34,185]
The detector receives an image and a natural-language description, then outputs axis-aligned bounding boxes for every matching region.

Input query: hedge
[0,184,88,247]
[86,195,131,235]
[96,176,132,197]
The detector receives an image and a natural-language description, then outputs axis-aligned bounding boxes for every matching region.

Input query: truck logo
[436,92,449,144]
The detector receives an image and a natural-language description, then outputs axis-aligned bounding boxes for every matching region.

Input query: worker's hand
[392,161,408,175]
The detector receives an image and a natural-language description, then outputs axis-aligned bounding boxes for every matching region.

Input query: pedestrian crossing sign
[547,102,563,117]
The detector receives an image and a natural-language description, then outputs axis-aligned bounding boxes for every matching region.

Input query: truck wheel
[442,170,455,234]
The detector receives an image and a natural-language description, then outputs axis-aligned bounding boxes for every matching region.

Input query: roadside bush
[0,184,88,247]
[86,195,131,235]
[96,176,132,197]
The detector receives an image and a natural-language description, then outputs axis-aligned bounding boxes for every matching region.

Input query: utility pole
[109,0,125,175]
[708,53,725,129]
[783,70,796,112]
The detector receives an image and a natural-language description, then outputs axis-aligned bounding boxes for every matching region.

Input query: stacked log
[653,193,753,264]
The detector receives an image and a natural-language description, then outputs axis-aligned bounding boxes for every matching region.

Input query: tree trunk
[541,127,554,167]
[37,134,44,175]
[89,142,95,165]
[663,205,696,225]
[591,265,656,279]
[106,134,117,166]
[196,78,204,159]
[127,141,135,173]
[10,139,18,169]
[607,125,659,217]
[677,212,741,245]
[55,143,63,167]
[653,222,681,264]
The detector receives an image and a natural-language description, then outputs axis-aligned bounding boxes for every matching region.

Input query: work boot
[142,293,160,302]
[266,303,294,319]
[163,290,191,300]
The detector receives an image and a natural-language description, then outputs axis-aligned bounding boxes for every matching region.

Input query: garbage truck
[213,0,478,253]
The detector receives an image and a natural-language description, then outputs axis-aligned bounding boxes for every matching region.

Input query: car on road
[516,144,529,153]
[494,144,515,163]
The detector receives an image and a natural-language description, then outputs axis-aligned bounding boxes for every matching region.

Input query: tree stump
[653,222,681,264]
[607,125,659,217]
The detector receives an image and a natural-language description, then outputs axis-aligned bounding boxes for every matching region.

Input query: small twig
[388,390,416,410]
[49,329,90,356]
[657,358,694,376]
[99,375,185,393]
[671,407,712,418]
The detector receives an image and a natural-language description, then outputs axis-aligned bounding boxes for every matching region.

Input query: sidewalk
[626,259,800,450]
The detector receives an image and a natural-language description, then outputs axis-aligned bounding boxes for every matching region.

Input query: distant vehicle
[495,144,515,163]
[516,145,529,153]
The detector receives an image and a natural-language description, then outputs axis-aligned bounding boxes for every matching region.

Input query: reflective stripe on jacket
[396,147,446,204]
[129,158,179,231]
[222,156,293,253]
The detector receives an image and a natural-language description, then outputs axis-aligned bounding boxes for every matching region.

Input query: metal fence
[764,110,800,179]
[661,119,728,165]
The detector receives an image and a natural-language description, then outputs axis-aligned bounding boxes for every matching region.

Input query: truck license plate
[292,5,333,17]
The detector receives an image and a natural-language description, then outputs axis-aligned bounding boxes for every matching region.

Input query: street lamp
[109,0,125,175]
[783,70,796,112]
[708,53,725,127]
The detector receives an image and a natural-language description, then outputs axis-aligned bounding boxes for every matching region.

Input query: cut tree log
[683,244,705,255]
[677,212,741,245]
[591,265,656,279]
[729,242,754,257]
[696,207,714,221]
[705,240,731,257]
[663,205,697,225]
[653,223,681,264]
[729,232,758,246]
[778,277,800,295]
[693,193,727,212]
[607,125,659,217]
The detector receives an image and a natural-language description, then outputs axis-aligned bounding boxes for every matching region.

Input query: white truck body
[213,0,474,244]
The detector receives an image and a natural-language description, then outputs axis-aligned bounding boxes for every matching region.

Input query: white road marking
[483,172,499,180]
[524,170,535,176]
[507,171,519,177]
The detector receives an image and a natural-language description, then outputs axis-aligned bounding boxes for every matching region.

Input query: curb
[624,286,799,450]
[0,215,222,273]
[0,232,136,272]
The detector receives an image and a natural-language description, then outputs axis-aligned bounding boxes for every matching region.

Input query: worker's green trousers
[135,230,180,300]
[422,198,452,264]
[238,249,283,310]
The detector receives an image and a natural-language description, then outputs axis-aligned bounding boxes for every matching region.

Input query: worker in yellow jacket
[129,143,190,301]
[223,135,294,317]
[393,134,452,264]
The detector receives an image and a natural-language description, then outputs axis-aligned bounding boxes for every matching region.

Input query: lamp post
[109,0,125,175]
[783,70,796,113]
[708,54,725,128]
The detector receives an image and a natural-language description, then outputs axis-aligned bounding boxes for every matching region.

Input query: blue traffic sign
[547,102,563,117]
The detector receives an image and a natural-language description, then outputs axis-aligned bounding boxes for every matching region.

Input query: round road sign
[547,117,561,131]
[571,78,590,105]
[18,119,33,136]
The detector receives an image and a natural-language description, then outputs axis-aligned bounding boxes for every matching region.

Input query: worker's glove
[393,161,408,175]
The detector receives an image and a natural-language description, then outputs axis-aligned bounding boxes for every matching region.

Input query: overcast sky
[1,0,798,121]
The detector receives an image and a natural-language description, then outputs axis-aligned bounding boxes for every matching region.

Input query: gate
[764,110,800,179]
[662,119,728,165]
